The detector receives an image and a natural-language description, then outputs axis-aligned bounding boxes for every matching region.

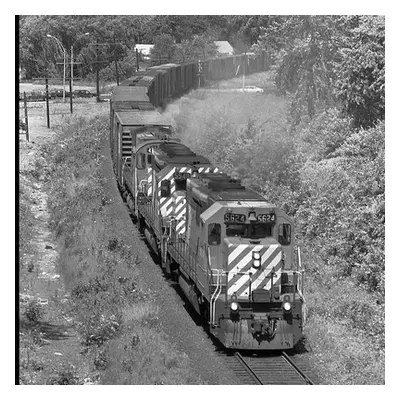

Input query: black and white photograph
[16,10,387,388]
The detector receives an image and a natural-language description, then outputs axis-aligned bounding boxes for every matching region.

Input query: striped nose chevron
[227,243,282,298]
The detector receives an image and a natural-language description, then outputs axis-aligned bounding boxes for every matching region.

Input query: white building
[134,44,154,60]
[214,41,235,56]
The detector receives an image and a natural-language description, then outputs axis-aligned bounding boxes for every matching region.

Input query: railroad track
[223,351,316,385]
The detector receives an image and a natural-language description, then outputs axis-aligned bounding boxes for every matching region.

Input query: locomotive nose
[224,237,283,299]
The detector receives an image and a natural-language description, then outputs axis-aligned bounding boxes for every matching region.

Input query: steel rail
[281,351,315,385]
[233,352,263,385]
[223,351,316,385]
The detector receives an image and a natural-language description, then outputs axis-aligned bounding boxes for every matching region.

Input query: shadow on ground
[20,319,75,341]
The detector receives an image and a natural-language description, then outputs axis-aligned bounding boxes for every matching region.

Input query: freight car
[110,54,305,349]
[119,52,269,107]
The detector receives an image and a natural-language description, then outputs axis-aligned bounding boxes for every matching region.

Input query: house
[134,44,154,60]
[135,41,235,61]
[214,41,235,56]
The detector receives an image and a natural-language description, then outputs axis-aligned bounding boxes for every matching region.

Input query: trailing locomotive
[110,54,305,349]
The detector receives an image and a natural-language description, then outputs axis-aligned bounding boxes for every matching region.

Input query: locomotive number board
[173,171,191,180]
[257,213,276,224]
[224,213,246,223]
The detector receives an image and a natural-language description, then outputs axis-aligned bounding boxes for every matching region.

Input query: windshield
[226,223,272,239]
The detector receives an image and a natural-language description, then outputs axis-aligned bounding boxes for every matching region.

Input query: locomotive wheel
[201,303,210,332]
[161,254,172,278]
[168,259,179,282]
[138,214,145,234]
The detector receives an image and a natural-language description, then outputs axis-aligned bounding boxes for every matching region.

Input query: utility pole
[69,78,73,114]
[243,52,246,89]
[197,60,203,88]
[45,78,50,128]
[88,41,122,101]
[47,34,67,103]
[113,36,120,86]
[96,40,100,102]
[23,92,29,141]
[71,32,89,99]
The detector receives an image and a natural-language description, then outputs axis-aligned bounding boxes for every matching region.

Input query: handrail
[210,268,222,327]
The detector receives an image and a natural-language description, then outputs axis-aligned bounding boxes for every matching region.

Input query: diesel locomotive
[110,54,306,349]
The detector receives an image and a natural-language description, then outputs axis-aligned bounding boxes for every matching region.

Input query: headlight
[252,251,261,268]
[230,302,239,311]
[283,302,292,313]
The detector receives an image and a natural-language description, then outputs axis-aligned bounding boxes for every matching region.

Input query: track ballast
[223,351,316,385]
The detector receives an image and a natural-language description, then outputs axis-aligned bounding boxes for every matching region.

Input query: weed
[47,364,79,385]
[77,312,123,347]
[107,237,121,251]
[93,349,109,370]
[23,300,45,322]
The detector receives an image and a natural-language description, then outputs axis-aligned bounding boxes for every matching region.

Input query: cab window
[208,223,221,245]
[278,223,291,245]
[160,179,171,198]
[175,177,187,191]
[136,153,146,169]
[226,224,272,239]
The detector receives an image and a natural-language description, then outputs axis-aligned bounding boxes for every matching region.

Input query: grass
[300,247,385,384]
[19,110,203,384]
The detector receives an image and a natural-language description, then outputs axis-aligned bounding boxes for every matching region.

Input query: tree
[228,15,282,51]
[150,34,177,64]
[251,16,345,123]
[333,16,385,128]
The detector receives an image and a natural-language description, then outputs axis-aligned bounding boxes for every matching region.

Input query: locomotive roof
[190,173,267,202]
[115,110,170,126]
[153,142,210,165]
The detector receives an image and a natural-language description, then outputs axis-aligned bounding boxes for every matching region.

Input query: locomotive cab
[184,172,304,349]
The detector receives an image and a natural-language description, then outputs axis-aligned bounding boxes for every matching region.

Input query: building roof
[214,41,235,55]
[134,44,154,56]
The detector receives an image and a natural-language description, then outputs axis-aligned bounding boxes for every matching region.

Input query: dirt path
[19,104,101,384]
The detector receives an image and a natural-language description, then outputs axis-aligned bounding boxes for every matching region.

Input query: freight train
[110,54,306,349]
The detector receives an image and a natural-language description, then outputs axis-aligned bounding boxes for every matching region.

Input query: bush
[23,300,45,322]
[47,364,79,385]
[77,312,123,347]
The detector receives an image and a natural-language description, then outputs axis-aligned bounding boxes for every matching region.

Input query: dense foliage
[252,15,385,129]
[19,15,278,79]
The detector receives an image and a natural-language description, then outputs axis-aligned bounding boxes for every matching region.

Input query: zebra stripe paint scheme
[158,166,217,218]
[173,195,187,234]
[227,243,282,298]
[147,167,153,196]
